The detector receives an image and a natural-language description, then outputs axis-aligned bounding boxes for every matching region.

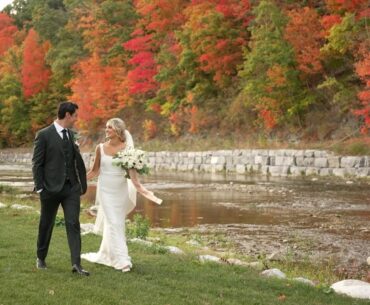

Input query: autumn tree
[239,0,309,130]
[155,0,252,135]
[68,0,136,134]
[69,52,127,131]
[0,13,18,56]
[21,28,51,99]
[0,53,31,146]
[324,0,369,16]
[284,7,324,79]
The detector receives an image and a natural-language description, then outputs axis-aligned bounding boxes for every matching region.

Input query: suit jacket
[32,124,87,194]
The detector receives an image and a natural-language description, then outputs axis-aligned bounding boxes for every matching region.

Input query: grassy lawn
[0,208,368,305]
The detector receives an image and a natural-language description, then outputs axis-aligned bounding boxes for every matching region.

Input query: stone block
[356,168,370,177]
[303,157,315,167]
[290,166,306,176]
[333,168,346,177]
[177,164,188,172]
[275,156,295,166]
[252,149,269,156]
[293,150,305,157]
[306,167,319,176]
[314,150,328,157]
[236,164,246,174]
[252,164,261,172]
[328,157,340,168]
[254,155,270,166]
[304,150,315,157]
[319,168,332,176]
[232,150,243,156]
[226,164,236,172]
[241,149,253,156]
[314,158,328,168]
[283,149,296,156]
[211,156,226,165]
[268,166,290,177]
[225,156,233,165]
[274,149,286,156]
[333,168,357,177]
[211,164,224,172]
[341,156,365,168]
[261,166,269,175]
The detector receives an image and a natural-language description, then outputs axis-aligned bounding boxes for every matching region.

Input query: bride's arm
[128,169,162,204]
[128,169,152,195]
[87,145,101,180]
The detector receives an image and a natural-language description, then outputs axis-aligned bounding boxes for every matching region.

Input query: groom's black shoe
[72,264,90,276]
[36,258,47,269]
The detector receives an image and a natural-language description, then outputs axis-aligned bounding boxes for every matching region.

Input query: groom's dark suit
[32,123,87,265]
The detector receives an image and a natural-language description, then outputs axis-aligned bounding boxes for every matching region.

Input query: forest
[0,0,369,148]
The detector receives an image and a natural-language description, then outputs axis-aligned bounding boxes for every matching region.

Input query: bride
[82,118,161,272]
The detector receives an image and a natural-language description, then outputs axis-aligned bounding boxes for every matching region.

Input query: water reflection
[81,172,370,228]
[83,183,279,228]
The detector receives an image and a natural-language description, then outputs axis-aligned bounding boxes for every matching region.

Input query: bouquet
[112,148,150,178]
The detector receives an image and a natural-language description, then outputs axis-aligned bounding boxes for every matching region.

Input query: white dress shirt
[54,121,69,139]
[37,121,68,193]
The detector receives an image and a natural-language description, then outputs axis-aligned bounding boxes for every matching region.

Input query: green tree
[0,74,31,146]
[239,0,311,130]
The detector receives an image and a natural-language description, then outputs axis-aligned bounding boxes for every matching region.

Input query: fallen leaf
[278,294,286,302]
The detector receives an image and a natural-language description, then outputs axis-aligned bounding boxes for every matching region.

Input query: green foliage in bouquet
[112,148,150,178]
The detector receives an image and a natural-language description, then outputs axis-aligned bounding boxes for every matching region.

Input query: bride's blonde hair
[106,118,126,142]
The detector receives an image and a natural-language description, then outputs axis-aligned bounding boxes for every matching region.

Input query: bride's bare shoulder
[94,143,104,154]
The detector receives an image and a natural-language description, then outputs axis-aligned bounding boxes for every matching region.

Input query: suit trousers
[37,182,81,265]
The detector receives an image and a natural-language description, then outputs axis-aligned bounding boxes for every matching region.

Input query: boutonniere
[71,130,81,148]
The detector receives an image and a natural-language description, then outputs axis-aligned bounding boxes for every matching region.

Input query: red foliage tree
[0,13,18,56]
[124,33,158,95]
[325,0,369,15]
[284,7,324,77]
[320,14,342,37]
[182,0,251,87]
[354,42,370,134]
[21,29,51,99]
[123,0,188,97]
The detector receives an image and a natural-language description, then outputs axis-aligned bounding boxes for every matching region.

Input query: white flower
[112,147,150,178]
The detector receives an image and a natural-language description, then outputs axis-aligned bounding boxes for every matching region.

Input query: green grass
[0,184,19,195]
[0,208,368,305]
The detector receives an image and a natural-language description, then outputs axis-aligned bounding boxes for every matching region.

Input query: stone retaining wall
[1,149,369,178]
[146,149,370,178]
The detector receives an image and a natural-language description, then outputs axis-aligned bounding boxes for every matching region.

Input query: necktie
[61,129,68,142]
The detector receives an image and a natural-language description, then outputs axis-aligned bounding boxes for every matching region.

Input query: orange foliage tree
[69,2,134,133]
[0,13,18,56]
[284,7,324,78]
[21,29,51,99]
[69,52,127,131]
[354,42,370,134]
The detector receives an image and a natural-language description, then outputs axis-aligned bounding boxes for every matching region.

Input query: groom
[32,101,89,276]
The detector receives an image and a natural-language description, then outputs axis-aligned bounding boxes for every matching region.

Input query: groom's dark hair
[57,101,79,119]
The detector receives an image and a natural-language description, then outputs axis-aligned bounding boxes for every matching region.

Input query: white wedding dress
[82,131,136,270]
